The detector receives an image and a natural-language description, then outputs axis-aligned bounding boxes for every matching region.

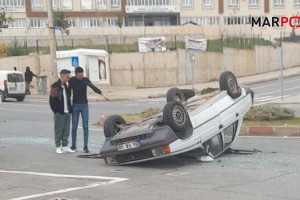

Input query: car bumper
[100,126,179,165]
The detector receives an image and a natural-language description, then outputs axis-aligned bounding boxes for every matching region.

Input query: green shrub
[200,87,218,95]
[244,105,295,121]
[5,37,24,56]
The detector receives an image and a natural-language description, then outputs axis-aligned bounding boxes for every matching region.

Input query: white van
[0,70,26,102]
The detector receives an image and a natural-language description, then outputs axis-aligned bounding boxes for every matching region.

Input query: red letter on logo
[290,16,300,28]
[280,17,289,27]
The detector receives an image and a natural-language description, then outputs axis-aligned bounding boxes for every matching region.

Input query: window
[67,19,76,27]
[181,0,192,8]
[294,0,300,6]
[274,0,284,7]
[30,18,47,28]
[0,0,25,7]
[223,121,238,148]
[249,0,259,7]
[8,74,24,82]
[203,0,214,8]
[31,0,43,8]
[204,133,223,156]
[106,18,118,26]
[9,18,26,28]
[81,0,92,9]
[224,16,251,25]
[111,0,120,8]
[80,18,100,27]
[228,0,239,8]
[52,0,57,8]
[96,0,107,8]
[61,0,72,9]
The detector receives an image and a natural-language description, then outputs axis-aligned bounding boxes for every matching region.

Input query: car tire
[103,115,126,138]
[16,96,25,102]
[0,91,5,102]
[180,89,195,100]
[219,71,241,99]
[166,87,185,102]
[163,101,190,139]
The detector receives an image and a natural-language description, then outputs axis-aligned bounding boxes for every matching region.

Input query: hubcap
[228,75,237,92]
[172,106,185,125]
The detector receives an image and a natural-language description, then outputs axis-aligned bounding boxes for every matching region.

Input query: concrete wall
[1,42,300,88]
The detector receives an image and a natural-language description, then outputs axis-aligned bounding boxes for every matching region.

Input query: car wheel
[219,71,241,99]
[166,87,185,102]
[180,89,195,100]
[103,115,126,138]
[16,96,25,102]
[163,101,190,139]
[0,91,5,102]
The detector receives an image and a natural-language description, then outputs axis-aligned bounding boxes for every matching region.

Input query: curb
[240,126,300,137]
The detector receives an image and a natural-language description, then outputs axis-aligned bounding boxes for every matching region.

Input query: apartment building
[0,0,299,38]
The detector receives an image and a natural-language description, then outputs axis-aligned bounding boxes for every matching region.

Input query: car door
[7,73,25,94]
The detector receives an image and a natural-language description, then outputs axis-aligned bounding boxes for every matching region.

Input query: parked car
[0,70,26,102]
[100,71,254,165]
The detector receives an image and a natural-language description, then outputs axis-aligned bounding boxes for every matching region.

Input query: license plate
[117,141,140,151]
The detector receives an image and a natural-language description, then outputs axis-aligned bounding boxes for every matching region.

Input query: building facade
[0,0,299,38]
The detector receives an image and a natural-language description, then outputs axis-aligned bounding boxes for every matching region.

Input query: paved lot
[1,99,300,200]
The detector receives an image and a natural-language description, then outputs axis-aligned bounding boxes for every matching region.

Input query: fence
[1,32,297,57]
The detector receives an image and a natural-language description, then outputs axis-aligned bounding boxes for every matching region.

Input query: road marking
[255,96,274,100]
[256,95,291,102]
[0,170,128,200]
[78,126,102,132]
[251,78,300,90]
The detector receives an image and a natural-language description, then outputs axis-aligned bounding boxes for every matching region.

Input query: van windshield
[8,74,24,82]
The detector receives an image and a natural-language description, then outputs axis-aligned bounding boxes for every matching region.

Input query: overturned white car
[100,71,254,165]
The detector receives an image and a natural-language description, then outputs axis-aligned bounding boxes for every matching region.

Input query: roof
[56,48,108,58]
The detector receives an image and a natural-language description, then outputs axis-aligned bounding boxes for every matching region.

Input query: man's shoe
[56,147,63,154]
[62,146,75,153]
[83,146,89,153]
[71,146,77,151]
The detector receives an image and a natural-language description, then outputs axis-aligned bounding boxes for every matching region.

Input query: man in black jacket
[24,66,37,95]
[68,66,108,153]
[49,69,75,154]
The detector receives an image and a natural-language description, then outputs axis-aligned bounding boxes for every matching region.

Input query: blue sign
[71,56,79,67]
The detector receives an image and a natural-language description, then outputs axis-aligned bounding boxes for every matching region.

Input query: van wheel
[16,96,25,102]
[103,115,126,138]
[219,71,241,99]
[166,88,185,102]
[163,101,190,139]
[0,91,5,102]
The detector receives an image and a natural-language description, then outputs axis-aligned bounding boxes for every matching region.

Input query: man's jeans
[71,104,89,147]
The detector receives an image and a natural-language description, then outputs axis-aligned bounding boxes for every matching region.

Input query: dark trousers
[54,113,71,147]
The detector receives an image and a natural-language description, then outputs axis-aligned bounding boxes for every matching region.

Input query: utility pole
[47,0,58,79]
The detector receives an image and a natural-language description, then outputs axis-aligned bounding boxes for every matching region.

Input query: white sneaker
[56,147,63,154]
[197,155,214,162]
[62,146,75,153]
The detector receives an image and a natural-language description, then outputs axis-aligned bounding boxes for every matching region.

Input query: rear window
[7,74,24,82]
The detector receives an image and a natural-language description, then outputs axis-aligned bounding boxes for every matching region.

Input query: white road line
[78,126,102,131]
[251,78,300,90]
[8,182,107,200]
[0,170,128,200]
[255,96,274,100]
[256,95,291,102]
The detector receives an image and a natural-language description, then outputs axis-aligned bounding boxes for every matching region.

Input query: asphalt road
[1,76,300,200]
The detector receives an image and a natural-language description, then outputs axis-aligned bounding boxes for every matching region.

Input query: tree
[0,9,13,32]
[117,15,123,44]
[53,10,70,46]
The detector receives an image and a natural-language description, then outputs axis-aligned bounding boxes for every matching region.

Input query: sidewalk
[28,66,300,102]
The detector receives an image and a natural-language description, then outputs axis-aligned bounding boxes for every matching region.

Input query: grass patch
[245,106,295,121]
[122,108,161,122]
[243,117,300,126]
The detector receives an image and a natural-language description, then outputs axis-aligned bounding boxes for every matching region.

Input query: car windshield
[7,74,24,82]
